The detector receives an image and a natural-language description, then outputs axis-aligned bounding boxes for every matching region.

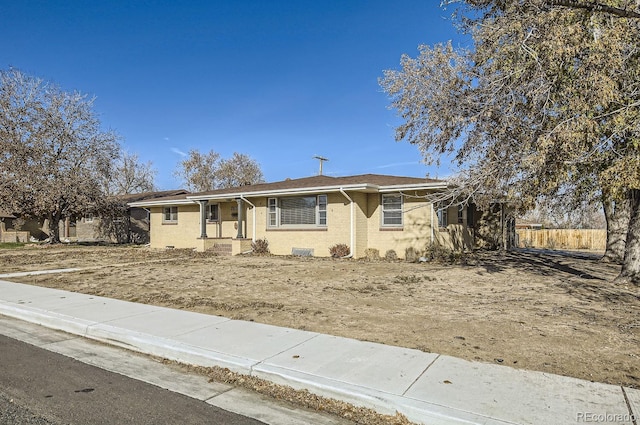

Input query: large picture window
[268,195,327,227]
[382,194,403,226]
[163,206,178,223]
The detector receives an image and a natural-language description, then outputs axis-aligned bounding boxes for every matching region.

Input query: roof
[118,189,189,204]
[0,209,16,219]
[128,174,447,207]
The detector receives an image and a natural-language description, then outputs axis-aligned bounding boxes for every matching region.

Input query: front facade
[130,174,508,258]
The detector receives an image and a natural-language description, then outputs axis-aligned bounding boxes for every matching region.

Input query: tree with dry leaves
[174,149,264,192]
[381,1,640,283]
[216,152,265,188]
[0,68,120,243]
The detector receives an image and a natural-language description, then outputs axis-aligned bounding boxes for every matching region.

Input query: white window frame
[437,202,448,228]
[267,195,327,228]
[84,214,94,223]
[318,195,327,226]
[267,198,278,227]
[381,194,403,227]
[458,204,464,224]
[163,206,178,223]
[207,204,219,222]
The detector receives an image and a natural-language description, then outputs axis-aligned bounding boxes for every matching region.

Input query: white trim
[339,188,354,258]
[162,206,178,223]
[381,193,403,227]
[240,195,256,242]
[129,182,448,207]
[188,184,376,201]
[378,182,448,193]
[129,199,196,207]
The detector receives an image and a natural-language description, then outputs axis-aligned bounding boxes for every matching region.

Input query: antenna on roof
[313,155,329,176]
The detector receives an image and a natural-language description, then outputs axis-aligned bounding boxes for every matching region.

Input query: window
[163,206,178,223]
[268,195,327,227]
[437,203,448,228]
[458,205,464,224]
[268,198,277,226]
[207,204,219,221]
[281,196,316,225]
[382,194,403,226]
[84,214,94,223]
[318,195,327,226]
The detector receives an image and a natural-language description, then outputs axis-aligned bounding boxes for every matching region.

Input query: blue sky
[2,1,466,190]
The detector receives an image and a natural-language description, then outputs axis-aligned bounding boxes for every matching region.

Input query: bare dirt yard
[1,244,638,389]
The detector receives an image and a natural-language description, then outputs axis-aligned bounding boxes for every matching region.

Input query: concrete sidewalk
[0,279,637,425]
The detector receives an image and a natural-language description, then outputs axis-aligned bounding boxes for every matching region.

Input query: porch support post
[236,198,244,239]
[198,200,208,239]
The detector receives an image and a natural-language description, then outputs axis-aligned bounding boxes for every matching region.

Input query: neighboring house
[0,208,74,242]
[0,209,29,242]
[515,219,544,230]
[77,190,189,244]
[129,174,513,258]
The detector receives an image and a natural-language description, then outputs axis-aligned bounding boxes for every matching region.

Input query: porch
[195,237,252,255]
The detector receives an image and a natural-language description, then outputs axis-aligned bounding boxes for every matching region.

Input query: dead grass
[2,244,639,389]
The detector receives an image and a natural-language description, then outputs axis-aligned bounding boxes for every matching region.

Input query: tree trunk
[601,193,629,264]
[616,190,640,285]
[47,212,61,244]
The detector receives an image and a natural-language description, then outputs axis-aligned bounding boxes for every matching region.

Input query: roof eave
[186,183,379,200]
[128,199,196,207]
[378,182,450,193]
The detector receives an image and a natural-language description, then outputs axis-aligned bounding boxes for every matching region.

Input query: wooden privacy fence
[516,229,606,251]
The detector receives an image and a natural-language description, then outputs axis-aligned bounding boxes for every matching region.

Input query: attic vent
[292,248,314,257]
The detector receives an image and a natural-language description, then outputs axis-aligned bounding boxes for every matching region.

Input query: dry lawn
[1,244,638,389]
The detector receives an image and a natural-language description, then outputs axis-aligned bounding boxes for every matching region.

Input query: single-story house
[129,174,513,258]
[77,189,189,244]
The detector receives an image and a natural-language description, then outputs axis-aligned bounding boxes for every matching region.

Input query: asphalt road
[0,334,265,425]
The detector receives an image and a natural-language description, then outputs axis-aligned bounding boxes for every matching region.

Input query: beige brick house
[129,174,511,258]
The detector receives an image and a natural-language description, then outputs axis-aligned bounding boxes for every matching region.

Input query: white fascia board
[378,182,450,193]
[127,199,197,208]
[186,184,379,201]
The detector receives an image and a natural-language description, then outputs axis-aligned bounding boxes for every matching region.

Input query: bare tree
[107,151,156,195]
[174,150,264,192]
[0,68,120,243]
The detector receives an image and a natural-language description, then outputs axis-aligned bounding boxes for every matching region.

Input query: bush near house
[384,249,398,261]
[251,238,270,255]
[329,243,350,258]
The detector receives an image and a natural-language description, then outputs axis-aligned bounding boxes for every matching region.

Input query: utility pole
[313,155,329,176]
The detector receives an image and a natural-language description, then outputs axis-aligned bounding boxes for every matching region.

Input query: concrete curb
[0,295,492,424]
[1,280,637,425]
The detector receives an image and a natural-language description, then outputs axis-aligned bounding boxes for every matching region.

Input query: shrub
[329,243,350,258]
[384,249,398,261]
[546,238,557,250]
[423,243,452,263]
[364,248,380,261]
[405,247,420,263]
[251,238,270,255]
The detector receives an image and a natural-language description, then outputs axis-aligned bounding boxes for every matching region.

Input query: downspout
[430,203,434,244]
[240,195,256,243]
[339,188,354,258]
